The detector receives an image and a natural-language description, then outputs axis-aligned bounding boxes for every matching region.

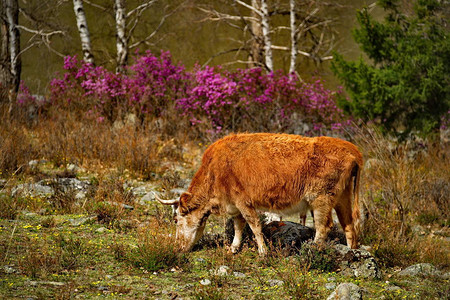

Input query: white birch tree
[289,0,297,74]
[0,0,21,110]
[85,0,176,73]
[73,0,94,64]
[259,0,273,71]
[114,0,127,73]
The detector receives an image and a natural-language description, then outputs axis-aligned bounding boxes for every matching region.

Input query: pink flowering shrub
[49,51,352,135]
[178,66,351,135]
[50,51,187,122]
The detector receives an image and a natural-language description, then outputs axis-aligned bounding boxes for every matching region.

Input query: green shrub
[332,0,450,136]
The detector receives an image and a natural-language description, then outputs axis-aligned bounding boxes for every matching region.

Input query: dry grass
[18,234,90,279]
[0,105,187,179]
[354,127,449,268]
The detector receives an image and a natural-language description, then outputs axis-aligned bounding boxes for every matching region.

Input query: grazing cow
[157,133,362,255]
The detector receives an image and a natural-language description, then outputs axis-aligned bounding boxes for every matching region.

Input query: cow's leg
[300,213,306,226]
[230,214,246,253]
[335,186,358,249]
[236,205,267,255]
[311,196,334,246]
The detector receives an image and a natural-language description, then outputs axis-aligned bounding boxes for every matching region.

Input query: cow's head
[156,192,209,252]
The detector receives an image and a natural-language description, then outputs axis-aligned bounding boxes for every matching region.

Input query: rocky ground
[0,161,449,299]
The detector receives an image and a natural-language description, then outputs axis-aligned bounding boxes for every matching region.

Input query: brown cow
[158,133,362,255]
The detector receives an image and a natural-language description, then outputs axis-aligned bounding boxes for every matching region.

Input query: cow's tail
[351,162,362,239]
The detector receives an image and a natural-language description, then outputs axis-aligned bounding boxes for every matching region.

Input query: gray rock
[3,265,17,274]
[66,164,81,173]
[96,227,108,233]
[397,263,440,277]
[212,265,230,276]
[68,216,96,227]
[233,272,246,278]
[12,183,54,198]
[169,188,186,197]
[327,283,362,300]
[50,178,90,194]
[411,225,427,236]
[75,191,86,200]
[199,279,211,286]
[27,281,66,286]
[334,244,380,279]
[28,160,39,169]
[385,284,402,292]
[140,191,157,203]
[21,211,38,218]
[131,185,158,197]
[325,283,337,290]
[268,279,284,287]
[196,258,206,264]
[122,204,134,210]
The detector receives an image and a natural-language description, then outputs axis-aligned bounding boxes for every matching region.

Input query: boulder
[397,263,441,277]
[327,283,362,300]
[334,244,380,279]
[12,183,54,199]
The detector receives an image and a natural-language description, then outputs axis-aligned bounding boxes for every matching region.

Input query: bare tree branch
[126,0,158,18]
[129,5,173,49]
[197,7,257,22]
[235,0,263,17]
[83,0,109,12]
[16,25,66,59]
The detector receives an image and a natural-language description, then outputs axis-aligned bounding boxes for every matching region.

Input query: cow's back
[201,133,361,211]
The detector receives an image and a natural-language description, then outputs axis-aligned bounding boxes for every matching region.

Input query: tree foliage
[332,0,450,136]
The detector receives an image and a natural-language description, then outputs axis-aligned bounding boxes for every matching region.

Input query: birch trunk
[0,0,21,109]
[249,0,263,68]
[73,0,94,64]
[289,0,297,74]
[114,0,127,73]
[260,0,273,71]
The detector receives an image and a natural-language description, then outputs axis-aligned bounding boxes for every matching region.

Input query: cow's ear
[179,192,192,215]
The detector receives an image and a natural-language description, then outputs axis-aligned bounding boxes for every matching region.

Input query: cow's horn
[153,191,179,205]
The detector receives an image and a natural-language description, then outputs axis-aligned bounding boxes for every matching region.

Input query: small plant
[416,213,439,226]
[0,194,20,220]
[297,242,339,273]
[192,284,228,300]
[111,242,128,262]
[41,216,57,228]
[372,240,419,268]
[19,234,88,278]
[91,176,134,229]
[94,201,125,229]
[281,270,319,300]
[129,226,186,272]
[54,234,89,270]
[21,246,60,279]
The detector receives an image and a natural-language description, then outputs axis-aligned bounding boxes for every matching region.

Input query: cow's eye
[174,216,178,224]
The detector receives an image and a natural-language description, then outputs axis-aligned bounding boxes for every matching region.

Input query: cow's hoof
[230,245,240,254]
